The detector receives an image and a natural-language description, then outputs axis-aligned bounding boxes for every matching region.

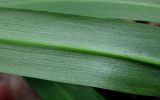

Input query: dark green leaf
[26,78,106,100]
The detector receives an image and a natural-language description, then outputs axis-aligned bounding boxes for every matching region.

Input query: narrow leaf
[0,8,159,96]
[26,78,106,100]
[0,0,160,22]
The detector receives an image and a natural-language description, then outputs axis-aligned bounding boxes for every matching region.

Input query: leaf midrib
[0,38,159,67]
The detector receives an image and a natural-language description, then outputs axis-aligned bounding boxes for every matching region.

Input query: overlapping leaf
[0,0,160,22]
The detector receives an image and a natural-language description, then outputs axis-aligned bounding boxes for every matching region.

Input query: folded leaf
[26,78,106,100]
[0,0,160,22]
[0,8,159,96]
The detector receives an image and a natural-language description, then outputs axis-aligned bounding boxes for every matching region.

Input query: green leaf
[0,8,159,96]
[26,78,106,100]
[0,0,160,22]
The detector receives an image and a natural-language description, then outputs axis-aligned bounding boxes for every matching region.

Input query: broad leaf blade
[0,8,159,96]
[0,8,159,66]
[26,78,106,100]
[0,0,160,22]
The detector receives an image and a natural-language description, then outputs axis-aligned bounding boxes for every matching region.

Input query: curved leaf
[0,8,159,96]
[0,0,160,22]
